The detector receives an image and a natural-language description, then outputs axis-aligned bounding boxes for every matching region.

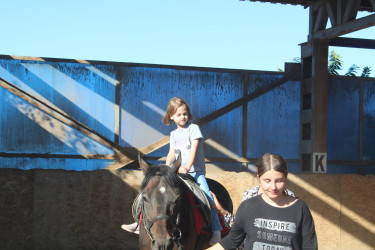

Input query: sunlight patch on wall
[204,138,238,159]
[142,101,165,116]
[25,64,114,132]
[8,94,112,155]
[85,65,117,86]
[121,109,165,147]
[0,65,52,107]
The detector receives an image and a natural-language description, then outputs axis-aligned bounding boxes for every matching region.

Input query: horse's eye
[142,195,149,203]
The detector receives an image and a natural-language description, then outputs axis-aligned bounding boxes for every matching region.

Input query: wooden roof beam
[311,0,364,32]
[310,13,375,40]
[312,5,329,32]
[325,0,337,27]
[343,0,361,23]
[337,0,345,25]
[329,37,375,49]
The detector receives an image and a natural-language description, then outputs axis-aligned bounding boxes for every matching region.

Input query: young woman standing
[208,153,317,250]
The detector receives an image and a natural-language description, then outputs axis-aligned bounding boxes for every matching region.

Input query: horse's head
[138,154,185,250]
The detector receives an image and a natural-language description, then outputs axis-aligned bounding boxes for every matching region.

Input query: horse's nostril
[151,238,174,250]
[167,239,174,250]
[168,238,174,246]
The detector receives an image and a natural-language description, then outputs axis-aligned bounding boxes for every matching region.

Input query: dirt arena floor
[0,167,374,249]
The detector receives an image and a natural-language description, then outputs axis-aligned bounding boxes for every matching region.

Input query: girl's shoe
[121,222,139,234]
[208,230,221,245]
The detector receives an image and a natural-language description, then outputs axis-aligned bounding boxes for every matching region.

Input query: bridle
[140,193,184,250]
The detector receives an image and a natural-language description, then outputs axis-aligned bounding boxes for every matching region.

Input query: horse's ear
[170,152,181,173]
[138,152,150,173]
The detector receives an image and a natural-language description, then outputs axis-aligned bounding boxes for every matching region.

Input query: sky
[1,0,374,75]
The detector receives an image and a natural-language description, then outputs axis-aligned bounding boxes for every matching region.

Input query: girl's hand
[211,191,227,216]
[178,167,188,174]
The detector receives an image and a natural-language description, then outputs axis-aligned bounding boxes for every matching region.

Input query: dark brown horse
[137,154,232,250]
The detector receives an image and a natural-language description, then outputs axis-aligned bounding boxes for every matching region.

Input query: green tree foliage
[345,64,360,77]
[282,51,372,77]
[361,66,372,77]
[292,57,301,63]
[328,50,372,77]
[328,50,343,75]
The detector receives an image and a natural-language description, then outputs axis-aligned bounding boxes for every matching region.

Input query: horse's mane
[141,164,184,191]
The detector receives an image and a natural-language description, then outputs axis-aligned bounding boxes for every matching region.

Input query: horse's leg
[194,232,210,250]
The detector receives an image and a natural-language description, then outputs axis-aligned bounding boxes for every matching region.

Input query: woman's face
[258,169,286,200]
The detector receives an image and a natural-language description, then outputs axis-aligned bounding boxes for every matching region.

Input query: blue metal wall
[246,74,301,173]
[327,77,375,174]
[0,59,115,170]
[363,81,375,164]
[119,67,244,160]
[0,57,374,173]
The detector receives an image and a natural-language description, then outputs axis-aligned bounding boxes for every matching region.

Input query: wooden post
[300,39,329,172]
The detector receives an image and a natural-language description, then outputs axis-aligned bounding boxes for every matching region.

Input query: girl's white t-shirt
[170,123,205,174]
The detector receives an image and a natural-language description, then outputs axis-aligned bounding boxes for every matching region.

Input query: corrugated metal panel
[243,0,312,8]
[0,91,113,156]
[0,59,115,169]
[119,67,244,159]
[0,60,117,140]
[243,0,374,12]
[327,78,360,161]
[363,79,375,161]
[327,164,362,174]
[246,74,300,160]
[0,157,112,170]
[0,57,374,173]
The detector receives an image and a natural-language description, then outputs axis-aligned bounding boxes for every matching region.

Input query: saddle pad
[178,176,211,226]
[187,191,206,235]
